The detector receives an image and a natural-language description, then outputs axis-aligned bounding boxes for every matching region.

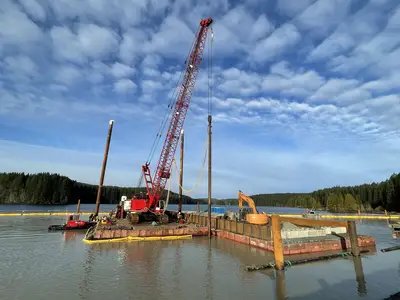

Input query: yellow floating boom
[0,212,108,217]
[82,235,193,244]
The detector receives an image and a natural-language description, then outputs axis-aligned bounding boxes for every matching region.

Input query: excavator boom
[238,190,258,214]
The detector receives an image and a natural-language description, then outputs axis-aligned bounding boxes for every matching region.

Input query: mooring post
[348,220,360,256]
[76,199,81,219]
[271,215,284,270]
[207,115,212,238]
[94,120,114,217]
[178,129,184,212]
[197,201,200,213]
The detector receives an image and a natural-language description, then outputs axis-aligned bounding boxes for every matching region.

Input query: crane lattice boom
[142,17,213,210]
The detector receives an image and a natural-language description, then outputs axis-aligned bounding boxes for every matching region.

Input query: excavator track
[158,214,169,224]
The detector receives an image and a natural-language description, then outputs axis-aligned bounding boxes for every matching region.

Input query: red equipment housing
[130,17,213,214]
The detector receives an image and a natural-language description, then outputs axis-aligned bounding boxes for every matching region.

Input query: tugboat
[48,213,96,231]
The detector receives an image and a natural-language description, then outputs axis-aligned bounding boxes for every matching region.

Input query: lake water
[1,204,399,299]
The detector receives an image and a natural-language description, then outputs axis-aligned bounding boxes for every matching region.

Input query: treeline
[311,173,400,212]
[225,173,399,213]
[0,172,196,205]
[1,172,399,213]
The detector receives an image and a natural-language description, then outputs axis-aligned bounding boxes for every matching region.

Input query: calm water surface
[1,205,399,300]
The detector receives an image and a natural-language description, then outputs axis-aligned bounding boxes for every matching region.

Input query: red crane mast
[131,17,213,216]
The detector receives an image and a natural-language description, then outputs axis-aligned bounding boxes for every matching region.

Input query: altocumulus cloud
[1,0,400,198]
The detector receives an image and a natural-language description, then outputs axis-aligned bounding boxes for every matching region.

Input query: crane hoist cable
[136,27,202,188]
[172,133,208,195]
[163,162,173,212]
[208,26,214,115]
[146,26,201,165]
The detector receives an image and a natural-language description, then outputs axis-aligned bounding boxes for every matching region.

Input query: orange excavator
[238,190,269,225]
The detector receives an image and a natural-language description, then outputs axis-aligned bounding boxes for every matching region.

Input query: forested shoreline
[0,172,196,206]
[0,172,399,212]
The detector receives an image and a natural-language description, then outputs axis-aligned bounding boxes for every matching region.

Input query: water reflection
[80,243,95,299]
[63,230,77,241]
[274,255,368,299]
[275,270,286,300]
[60,228,390,300]
[205,239,214,300]
[353,256,367,296]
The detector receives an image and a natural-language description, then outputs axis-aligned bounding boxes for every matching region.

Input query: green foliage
[0,172,196,205]
[0,172,399,213]
[216,173,400,213]
[310,173,400,212]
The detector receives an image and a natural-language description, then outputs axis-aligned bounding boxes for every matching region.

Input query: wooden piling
[76,199,81,219]
[271,215,284,270]
[207,115,212,238]
[94,120,114,217]
[348,220,360,256]
[178,129,184,212]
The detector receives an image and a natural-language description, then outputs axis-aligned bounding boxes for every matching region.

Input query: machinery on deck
[121,17,214,225]
[237,190,269,225]
[48,213,95,231]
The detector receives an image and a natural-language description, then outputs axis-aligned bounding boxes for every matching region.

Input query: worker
[177,210,183,224]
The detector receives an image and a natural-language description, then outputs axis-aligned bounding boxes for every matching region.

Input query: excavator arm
[238,190,258,214]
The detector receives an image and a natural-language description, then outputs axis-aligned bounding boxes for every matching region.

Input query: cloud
[55,65,82,85]
[249,23,301,64]
[0,0,44,46]
[308,78,360,103]
[18,0,46,22]
[262,61,325,98]
[326,3,400,76]
[306,0,389,62]
[114,79,137,93]
[50,24,119,63]
[3,55,37,77]
[275,0,316,17]
[110,62,135,78]
[294,0,352,37]
[1,0,400,198]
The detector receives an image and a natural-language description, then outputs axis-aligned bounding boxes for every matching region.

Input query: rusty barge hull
[215,230,376,255]
[88,223,209,241]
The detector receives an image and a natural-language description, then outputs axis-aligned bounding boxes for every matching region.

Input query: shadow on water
[274,255,400,300]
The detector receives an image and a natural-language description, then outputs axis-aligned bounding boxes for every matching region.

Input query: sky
[1,0,400,199]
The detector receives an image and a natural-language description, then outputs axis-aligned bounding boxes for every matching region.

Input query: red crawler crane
[124,17,213,224]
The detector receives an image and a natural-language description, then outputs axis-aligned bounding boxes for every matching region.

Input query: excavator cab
[237,207,251,222]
